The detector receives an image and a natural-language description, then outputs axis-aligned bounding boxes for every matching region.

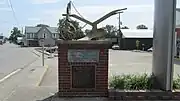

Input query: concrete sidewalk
[4,86,57,101]
[40,57,58,87]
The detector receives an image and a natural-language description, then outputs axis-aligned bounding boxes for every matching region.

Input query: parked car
[147,47,153,52]
[112,44,120,50]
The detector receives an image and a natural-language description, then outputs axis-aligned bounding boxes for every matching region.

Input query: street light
[116,11,127,48]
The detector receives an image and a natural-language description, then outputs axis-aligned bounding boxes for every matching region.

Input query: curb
[31,50,41,57]
[108,89,180,100]
[36,65,49,86]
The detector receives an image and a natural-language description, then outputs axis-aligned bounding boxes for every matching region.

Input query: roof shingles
[25,26,58,33]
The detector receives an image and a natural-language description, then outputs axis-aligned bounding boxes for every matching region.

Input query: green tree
[121,26,129,29]
[57,18,85,40]
[103,25,117,38]
[9,27,22,44]
[36,24,49,27]
[136,24,148,29]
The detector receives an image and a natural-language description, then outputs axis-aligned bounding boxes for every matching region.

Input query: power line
[7,0,19,26]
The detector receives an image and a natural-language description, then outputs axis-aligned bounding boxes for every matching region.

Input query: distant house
[120,29,153,50]
[23,26,59,47]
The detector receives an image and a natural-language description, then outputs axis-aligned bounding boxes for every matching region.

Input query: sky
[0,0,179,37]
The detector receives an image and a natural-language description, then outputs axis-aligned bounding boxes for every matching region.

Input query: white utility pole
[152,0,176,91]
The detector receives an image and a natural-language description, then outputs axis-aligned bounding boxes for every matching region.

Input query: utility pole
[42,31,45,66]
[118,12,121,47]
[152,0,176,91]
[118,12,123,48]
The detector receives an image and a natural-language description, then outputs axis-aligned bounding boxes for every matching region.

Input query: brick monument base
[57,40,111,97]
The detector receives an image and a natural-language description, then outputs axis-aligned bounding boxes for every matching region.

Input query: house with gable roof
[23,26,59,47]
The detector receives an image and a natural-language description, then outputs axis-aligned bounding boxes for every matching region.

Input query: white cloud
[31,0,61,4]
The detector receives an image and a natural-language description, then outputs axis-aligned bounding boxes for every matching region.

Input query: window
[53,33,56,38]
[44,33,46,39]
[43,29,46,39]
[26,33,35,39]
[27,33,30,38]
[34,34,37,38]
[31,33,34,38]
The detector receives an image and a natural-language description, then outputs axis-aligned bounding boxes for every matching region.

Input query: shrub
[173,75,180,89]
[109,75,125,89]
[109,73,180,90]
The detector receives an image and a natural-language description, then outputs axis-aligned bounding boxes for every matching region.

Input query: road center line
[0,69,22,83]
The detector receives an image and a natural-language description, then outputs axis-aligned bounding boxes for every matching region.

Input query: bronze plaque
[68,49,99,62]
[72,66,95,88]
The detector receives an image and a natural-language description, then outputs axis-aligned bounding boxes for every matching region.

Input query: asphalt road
[0,42,38,79]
